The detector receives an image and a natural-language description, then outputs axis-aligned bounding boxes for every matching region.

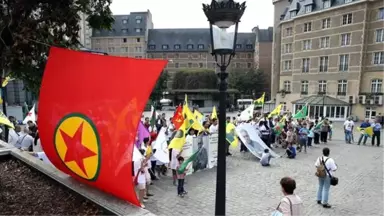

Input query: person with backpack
[315,147,338,209]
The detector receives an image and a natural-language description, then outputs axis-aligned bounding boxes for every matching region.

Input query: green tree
[228,68,266,97]
[0,0,114,94]
[150,70,169,102]
[172,69,217,89]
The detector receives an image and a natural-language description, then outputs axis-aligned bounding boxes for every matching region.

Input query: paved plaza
[144,124,383,216]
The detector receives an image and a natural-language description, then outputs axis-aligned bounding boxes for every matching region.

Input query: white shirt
[315,156,337,176]
[343,120,354,131]
[15,132,34,150]
[134,159,146,184]
[8,129,19,146]
[277,195,303,216]
[260,152,271,165]
[209,124,218,133]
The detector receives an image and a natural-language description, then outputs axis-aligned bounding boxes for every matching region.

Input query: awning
[291,95,349,106]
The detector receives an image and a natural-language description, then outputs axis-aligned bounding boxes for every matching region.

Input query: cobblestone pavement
[144,126,383,216]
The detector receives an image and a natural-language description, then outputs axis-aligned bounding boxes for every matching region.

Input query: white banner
[181,136,194,175]
[207,134,218,169]
[192,136,209,172]
[236,124,279,159]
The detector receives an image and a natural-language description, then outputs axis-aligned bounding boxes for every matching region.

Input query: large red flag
[171,105,184,130]
[38,47,167,206]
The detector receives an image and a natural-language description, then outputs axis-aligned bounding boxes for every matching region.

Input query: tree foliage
[0,0,114,94]
[172,69,217,89]
[150,70,169,102]
[228,68,266,96]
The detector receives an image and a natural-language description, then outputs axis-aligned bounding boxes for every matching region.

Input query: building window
[173,44,181,50]
[148,45,156,50]
[96,39,100,44]
[175,63,179,68]
[373,52,384,65]
[108,47,115,52]
[319,56,329,72]
[283,60,292,71]
[236,63,241,68]
[284,81,291,91]
[342,13,353,25]
[198,44,204,49]
[323,0,331,8]
[304,22,312,32]
[187,44,194,49]
[236,44,242,49]
[301,80,309,93]
[318,80,327,93]
[305,5,312,13]
[344,0,353,3]
[188,63,192,68]
[120,47,128,53]
[136,38,141,42]
[290,11,296,18]
[286,27,293,36]
[341,33,351,46]
[322,18,331,29]
[371,79,383,93]
[135,47,142,52]
[122,38,127,43]
[365,107,377,119]
[376,29,384,42]
[339,54,349,71]
[247,63,252,68]
[302,58,310,73]
[121,29,128,33]
[136,19,142,24]
[379,8,384,20]
[302,40,311,50]
[162,45,169,50]
[246,44,253,49]
[199,63,203,68]
[320,37,330,48]
[285,43,292,53]
[337,80,348,95]
[135,28,142,33]
[122,19,128,24]
[247,53,252,58]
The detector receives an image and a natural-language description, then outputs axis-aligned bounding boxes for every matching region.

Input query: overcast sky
[110,0,274,32]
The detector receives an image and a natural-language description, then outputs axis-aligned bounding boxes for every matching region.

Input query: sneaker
[143,197,148,200]
[183,191,188,195]
[146,193,154,197]
[317,200,321,204]
[141,204,146,209]
[323,204,332,208]
[180,194,184,198]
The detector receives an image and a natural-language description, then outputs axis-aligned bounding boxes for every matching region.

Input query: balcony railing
[337,91,347,96]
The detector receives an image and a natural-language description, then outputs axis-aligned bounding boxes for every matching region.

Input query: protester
[135,149,148,209]
[176,156,188,198]
[170,147,183,186]
[15,127,34,151]
[328,121,333,141]
[8,125,21,146]
[27,120,38,138]
[260,148,272,166]
[286,143,296,159]
[298,122,309,153]
[273,177,303,215]
[315,147,337,208]
[209,118,218,134]
[371,119,382,147]
[343,117,354,144]
[357,119,371,145]
[320,119,329,144]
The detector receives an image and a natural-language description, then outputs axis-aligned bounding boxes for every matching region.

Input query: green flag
[273,122,285,136]
[313,120,324,131]
[177,149,200,174]
[293,105,308,119]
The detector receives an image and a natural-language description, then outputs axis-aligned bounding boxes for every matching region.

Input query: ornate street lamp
[202,0,246,215]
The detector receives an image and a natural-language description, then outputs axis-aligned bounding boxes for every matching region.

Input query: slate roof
[92,12,149,37]
[291,95,349,105]
[147,29,256,53]
[253,27,273,42]
[281,0,361,21]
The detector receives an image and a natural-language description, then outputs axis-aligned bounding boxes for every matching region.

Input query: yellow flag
[194,110,203,122]
[254,92,265,106]
[268,104,283,118]
[1,76,11,87]
[226,123,238,147]
[211,106,218,119]
[279,115,287,123]
[356,126,373,137]
[182,95,204,132]
[0,111,15,129]
[145,145,152,156]
[168,121,187,150]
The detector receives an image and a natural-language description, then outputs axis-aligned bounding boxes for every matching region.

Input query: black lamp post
[202,0,246,215]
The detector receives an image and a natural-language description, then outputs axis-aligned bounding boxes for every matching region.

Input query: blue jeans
[345,130,352,143]
[317,176,331,204]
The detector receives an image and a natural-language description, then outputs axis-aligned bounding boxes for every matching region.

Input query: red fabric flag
[38,47,167,207]
[172,105,184,130]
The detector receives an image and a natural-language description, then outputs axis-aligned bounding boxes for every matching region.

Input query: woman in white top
[275,177,303,216]
[170,147,183,186]
[315,147,337,208]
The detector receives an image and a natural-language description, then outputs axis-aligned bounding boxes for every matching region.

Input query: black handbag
[322,158,339,186]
